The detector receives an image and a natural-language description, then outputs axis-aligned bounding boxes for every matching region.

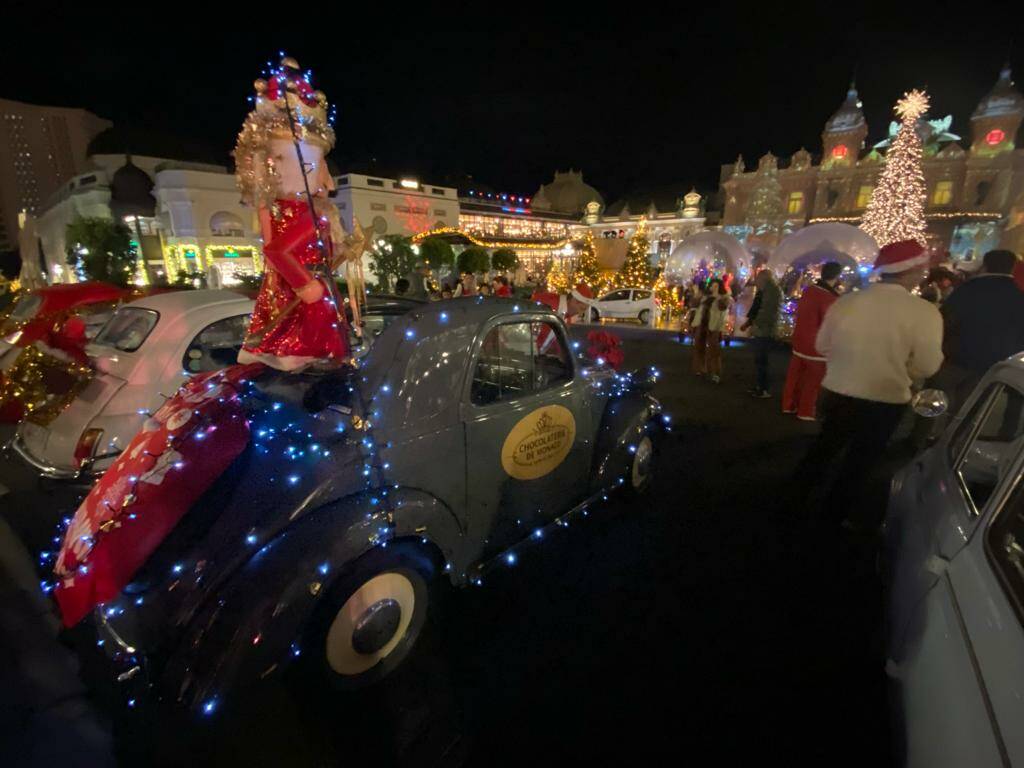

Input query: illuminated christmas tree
[653,273,679,313]
[546,260,572,293]
[615,220,653,288]
[860,89,930,247]
[574,230,601,289]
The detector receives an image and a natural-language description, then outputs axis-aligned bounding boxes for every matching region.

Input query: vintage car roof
[123,288,251,314]
[993,354,1024,379]
[355,296,559,400]
[410,296,556,325]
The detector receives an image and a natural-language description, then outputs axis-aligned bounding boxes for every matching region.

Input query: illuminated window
[932,180,954,206]
[856,185,873,208]
[831,144,848,159]
[986,129,1006,146]
[787,192,804,214]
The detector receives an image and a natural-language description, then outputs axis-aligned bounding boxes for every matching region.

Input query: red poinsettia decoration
[586,329,624,370]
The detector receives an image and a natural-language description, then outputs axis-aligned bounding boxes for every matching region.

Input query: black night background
[4,1,1015,201]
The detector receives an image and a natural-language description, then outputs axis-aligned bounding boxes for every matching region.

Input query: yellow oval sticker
[500,405,576,480]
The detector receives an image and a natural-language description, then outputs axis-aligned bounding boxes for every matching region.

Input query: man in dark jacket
[939,249,1024,411]
[740,270,782,398]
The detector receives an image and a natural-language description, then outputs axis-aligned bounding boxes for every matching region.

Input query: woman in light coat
[691,279,733,383]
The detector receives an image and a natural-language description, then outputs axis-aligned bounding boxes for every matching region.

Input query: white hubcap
[325,572,416,676]
[632,436,653,488]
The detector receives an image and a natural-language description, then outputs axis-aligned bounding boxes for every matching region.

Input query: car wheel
[638,309,650,325]
[306,544,436,690]
[627,435,654,494]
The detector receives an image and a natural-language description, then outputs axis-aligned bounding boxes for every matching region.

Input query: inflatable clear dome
[768,223,878,275]
[664,231,751,286]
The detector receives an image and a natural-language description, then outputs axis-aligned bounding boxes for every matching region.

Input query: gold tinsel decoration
[0,345,94,426]
[233,69,337,209]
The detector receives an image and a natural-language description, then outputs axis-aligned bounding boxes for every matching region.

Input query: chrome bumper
[10,433,86,481]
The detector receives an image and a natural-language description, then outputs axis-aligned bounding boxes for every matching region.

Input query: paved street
[0,329,897,767]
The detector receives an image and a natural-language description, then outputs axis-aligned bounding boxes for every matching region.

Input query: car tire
[302,543,438,691]
[626,435,654,495]
[638,309,650,325]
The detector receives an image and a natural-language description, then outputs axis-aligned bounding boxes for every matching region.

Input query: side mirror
[911,388,949,418]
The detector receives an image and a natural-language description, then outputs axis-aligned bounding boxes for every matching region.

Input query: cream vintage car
[12,289,253,480]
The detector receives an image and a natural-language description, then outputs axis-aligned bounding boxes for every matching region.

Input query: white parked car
[589,287,655,325]
[885,357,1024,767]
[12,289,253,480]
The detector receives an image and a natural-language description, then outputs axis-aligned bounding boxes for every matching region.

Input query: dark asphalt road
[0,330,897,767]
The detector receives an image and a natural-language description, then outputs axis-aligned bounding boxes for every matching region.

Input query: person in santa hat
[793,240,943,530]
[530,283,594,323]
[531,283,594,354]
[780,261,842,420]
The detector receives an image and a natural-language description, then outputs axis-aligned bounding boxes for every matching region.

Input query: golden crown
[233,57,337,207]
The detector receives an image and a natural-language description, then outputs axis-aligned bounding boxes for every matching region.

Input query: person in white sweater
[796,239,943,529]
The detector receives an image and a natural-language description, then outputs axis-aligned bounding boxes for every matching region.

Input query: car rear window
[94,307,159,352]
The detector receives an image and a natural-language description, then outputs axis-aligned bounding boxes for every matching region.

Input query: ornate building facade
[720,67,1024,264]
[36,153,264,285]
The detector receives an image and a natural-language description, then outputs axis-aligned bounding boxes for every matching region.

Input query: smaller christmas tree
[653,273,679,317]
[546,260,572,293]
[575,230,601,289]
[615,220,653,288]
[860,89,930,247]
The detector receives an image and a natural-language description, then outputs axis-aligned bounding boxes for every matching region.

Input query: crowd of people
[774,242,1024,531]
[680,241,1024,532]
[393,268,517,301]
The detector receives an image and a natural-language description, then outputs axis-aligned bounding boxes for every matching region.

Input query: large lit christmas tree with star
[860,89,930,247]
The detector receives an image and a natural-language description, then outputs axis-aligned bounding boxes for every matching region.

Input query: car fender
[590,391,661,491]
[160,487,456,714]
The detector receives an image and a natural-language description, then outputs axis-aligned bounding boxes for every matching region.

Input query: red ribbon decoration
[53,363,263,627]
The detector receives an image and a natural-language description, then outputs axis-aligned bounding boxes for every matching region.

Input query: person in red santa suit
[781,261,842,420]
[234,57,352,372]
[794,240,942,528]
[530,283,593,353]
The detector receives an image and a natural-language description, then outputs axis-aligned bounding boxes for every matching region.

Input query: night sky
[5,2,1016,205]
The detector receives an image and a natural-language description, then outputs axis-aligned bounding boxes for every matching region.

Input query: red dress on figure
[239,199,349,371]
[782,281,838,419]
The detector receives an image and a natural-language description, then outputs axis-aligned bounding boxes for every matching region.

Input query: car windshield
[93,307,159,352]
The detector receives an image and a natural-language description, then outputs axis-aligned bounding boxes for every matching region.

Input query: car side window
[471,322,535,405]
[952,384,1024,515]
[604,290,629,302]
[532,321,572,391]
[634,290,651,300]
[183,314,250,373]
[470,320,573,406]
[986,479,1024,627]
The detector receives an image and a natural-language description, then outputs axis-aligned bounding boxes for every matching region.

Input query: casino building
[720,66,1024,263]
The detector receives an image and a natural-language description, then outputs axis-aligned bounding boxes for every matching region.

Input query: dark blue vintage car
[90,297,663,715]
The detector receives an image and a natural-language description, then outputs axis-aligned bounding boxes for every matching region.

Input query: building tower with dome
[720,66,1024,264]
